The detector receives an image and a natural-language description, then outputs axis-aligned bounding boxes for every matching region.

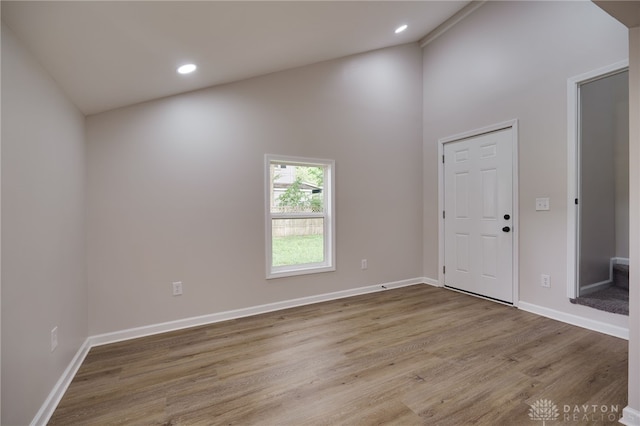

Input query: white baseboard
[579,279,612,295]
[34,277,427,425]
[421,277,441,287]
[38,279,630,425]
[579,258,630,297]
[613,257,630,266]
[518,302,628,340]
[90,277,427,347]
[620,406,640,426]
[30,338,91,426]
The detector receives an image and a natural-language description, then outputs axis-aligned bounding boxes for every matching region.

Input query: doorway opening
[567,61,629,315]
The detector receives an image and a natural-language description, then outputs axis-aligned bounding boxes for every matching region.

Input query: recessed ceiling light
[177,64,197,74]
[395,24,408,34]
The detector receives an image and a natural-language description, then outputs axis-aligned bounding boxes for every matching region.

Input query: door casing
[566,60,629,299]
[438,119,519,306]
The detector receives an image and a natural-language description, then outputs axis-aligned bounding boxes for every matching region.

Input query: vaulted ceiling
[2,1,470,115]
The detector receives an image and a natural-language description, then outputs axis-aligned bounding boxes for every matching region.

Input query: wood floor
[49,285,627,425]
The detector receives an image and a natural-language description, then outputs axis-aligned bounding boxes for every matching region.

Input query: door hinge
[443,266,446,274]
[442,155,445,164]
[443,210,445,219]
[575,198,579,205]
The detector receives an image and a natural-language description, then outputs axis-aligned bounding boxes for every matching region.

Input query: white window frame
[265,154,335,279]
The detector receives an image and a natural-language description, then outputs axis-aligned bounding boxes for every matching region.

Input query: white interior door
[443,128,514,303]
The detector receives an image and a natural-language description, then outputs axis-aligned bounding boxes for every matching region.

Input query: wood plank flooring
[49,285,627,425]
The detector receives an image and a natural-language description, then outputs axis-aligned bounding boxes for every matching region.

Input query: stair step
[613,264,629,290]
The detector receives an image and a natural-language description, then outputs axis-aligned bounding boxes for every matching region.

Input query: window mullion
[271,213,325,220]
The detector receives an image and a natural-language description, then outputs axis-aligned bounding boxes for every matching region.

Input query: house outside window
[265,155,335,279]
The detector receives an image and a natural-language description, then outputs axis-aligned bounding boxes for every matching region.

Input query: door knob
[502,226,511,232]
[504,214,510,220]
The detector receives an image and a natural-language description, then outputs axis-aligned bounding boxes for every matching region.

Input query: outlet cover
[541,274,551,288]
[172,281,183,296]
[535,198,550,211]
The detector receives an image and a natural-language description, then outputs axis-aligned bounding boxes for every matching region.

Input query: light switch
[535,198,550,211]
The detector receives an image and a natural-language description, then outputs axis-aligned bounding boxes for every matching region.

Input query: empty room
[1,1,639,425]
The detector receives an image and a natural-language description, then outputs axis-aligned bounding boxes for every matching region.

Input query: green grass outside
[272,234,324,266]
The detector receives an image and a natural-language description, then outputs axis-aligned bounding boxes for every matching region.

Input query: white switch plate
[361,259,368,270]
[172,281,183,296]
[535,198,550,211]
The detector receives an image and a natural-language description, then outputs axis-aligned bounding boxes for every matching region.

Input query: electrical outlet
[535,198,550,211]
[172,281,183,296]
[541,274,551,288]
[361,259,368,270]
[51,326,58,352]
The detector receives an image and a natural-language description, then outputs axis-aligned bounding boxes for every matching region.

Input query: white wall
[422,1,628,326]
[1,24,87,425]
[86,43,423,335]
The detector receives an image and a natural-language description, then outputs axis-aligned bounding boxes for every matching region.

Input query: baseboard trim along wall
[579,279,612,295]
[518,301,629,340]
[620,406,640,426]
[32,277,426,425]
[422,277,441,287]
[34,279,629,425]
[30,338,92,426]
[90,277,427,347]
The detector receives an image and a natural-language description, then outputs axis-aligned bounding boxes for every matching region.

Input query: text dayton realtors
[562,404,621,422]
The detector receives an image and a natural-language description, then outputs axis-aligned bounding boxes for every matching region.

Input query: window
[265,155,335,279]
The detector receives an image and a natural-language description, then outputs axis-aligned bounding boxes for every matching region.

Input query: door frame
[566,60,628,299]
[438,119,520,306]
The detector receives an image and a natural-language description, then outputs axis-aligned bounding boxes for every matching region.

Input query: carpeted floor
[570,285,629,315]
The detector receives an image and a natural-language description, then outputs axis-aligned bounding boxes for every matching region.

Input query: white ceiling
[2,1,470,115]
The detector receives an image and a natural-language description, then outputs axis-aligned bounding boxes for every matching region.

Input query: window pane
[270,163,324,214]
[272,218,324,266]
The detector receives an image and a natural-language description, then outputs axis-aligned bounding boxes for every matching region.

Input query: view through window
[266,156,334,278]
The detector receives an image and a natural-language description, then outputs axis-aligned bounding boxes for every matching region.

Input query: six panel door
[443,128,513,303]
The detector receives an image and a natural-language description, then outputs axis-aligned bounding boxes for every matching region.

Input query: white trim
[30,338,91,426]
[573,257,629,296]
[34,278,428,424]
[511,122,520,306]
[620,407,640,426]
[610,256,629,286]
[567,69,579,298]
[33,280,630,424]
[438,140,445,288]
[518,301,628,340]
[90,277,426,347]
[579,279,612,295]
[438,119,519,306]
[421,277,441,287]
[613,257,631,266]
[264,154,335,280]
[566,60,629,299]
[419,1,486,48]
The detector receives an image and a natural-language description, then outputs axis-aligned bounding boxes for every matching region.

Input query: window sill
[266,264,335,280]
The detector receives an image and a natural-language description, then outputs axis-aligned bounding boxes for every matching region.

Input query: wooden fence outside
[272,218,323,237]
